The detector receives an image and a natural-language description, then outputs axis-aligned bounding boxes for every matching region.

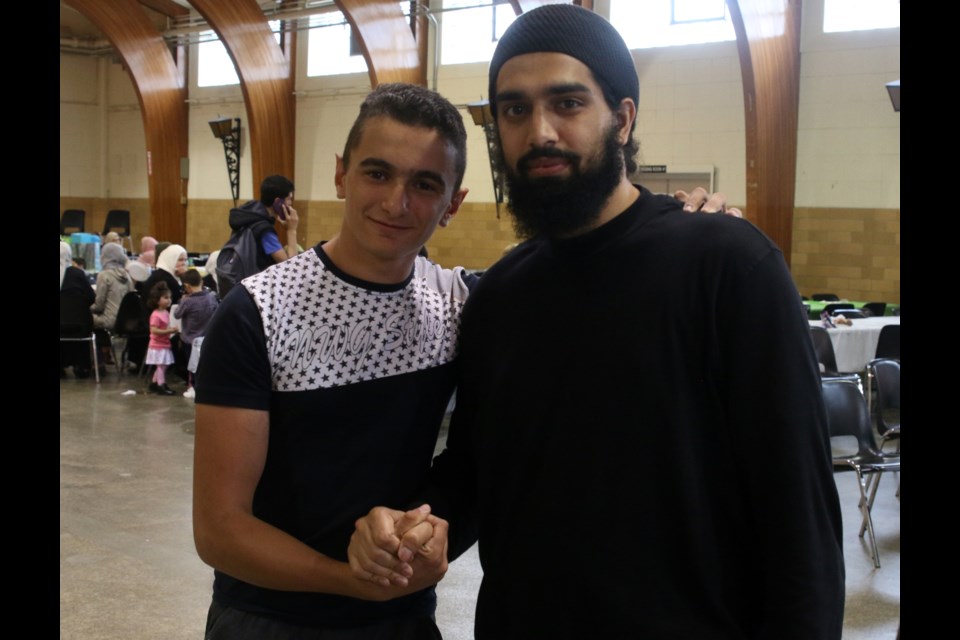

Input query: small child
[174,269,219,399]
[145,281,179,396]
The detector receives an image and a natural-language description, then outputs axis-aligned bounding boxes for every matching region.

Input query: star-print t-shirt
[194,245,470,627]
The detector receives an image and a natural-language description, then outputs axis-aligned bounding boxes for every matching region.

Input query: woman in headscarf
[140,236,158,257]
[60,241,96,377]
[140,244,189,383]
[60,241,94,301]
[127,235,157,285]
[91,243,135,331]
[143,244,188,305]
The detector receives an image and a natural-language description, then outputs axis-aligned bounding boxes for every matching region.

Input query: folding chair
[60,295,100,383]
[822,377,900,568]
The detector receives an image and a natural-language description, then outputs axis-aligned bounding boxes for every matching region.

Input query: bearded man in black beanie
[350,5,845,639]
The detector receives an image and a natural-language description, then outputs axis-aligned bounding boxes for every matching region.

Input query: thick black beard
[504,125,624,240]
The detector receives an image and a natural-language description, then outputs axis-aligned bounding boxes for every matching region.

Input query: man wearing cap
[349,5,845,639]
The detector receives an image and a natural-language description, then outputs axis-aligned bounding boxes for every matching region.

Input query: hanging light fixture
[466,100,504,218]
[209,116,241,206]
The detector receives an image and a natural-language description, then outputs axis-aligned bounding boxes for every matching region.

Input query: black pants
[204,601,443,640]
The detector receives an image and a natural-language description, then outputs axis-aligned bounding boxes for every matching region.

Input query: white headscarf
[60,241,73,290]
[205,250,220,287]
[156,244,187,277]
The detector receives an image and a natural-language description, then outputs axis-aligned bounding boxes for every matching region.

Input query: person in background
[349,6,844,639]
[103,231,122,245]
[144,281,178,396]
[90,243,135,367]
[130,236,158,274]
[127,237,156,287]
[140,236,158,256]
[136,244,188,377]
[203,250,220,297]
[144,244,188,305]
[174,268,219,400]
[71,256,86,270]
[226,174,300,274]
[60,241,96,378]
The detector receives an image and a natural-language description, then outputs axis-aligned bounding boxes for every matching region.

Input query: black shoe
[158,384,176,396]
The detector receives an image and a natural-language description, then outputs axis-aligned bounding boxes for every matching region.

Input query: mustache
[516,147,581,175]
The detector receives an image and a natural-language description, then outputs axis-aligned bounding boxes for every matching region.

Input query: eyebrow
[357,157,447,190]
[495,82,593,103]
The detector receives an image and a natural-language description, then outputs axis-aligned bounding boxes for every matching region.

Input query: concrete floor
[60,371,899,639]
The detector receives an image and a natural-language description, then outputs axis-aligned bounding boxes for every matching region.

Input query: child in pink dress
[145,281,179,396]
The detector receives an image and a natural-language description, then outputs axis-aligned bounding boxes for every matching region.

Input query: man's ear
[615,98,637,146]
[439,188,468,228]
[334,155,347,200]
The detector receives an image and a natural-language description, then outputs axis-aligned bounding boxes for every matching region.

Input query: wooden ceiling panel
[337,0,422,86]
[728,0,801,264]
[64,0,189,244]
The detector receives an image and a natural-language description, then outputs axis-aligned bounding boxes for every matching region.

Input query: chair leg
[859,471,883,538]
[855,470,881,568]
[107,335,121,375]
[89,334,100,384]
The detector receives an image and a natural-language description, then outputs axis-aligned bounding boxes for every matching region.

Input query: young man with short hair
[193,83,468,638]
[228,174,300,271]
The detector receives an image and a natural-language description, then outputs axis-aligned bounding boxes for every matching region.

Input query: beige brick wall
[791,207,900,304]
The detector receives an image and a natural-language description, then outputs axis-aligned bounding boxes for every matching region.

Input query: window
[440,0,516,65]
[609,0,736,49]
[672,0,727,24]
[307,10,368,77]
[198,30,239,87]
[823,0,899,33]
[307,3,412,77]
[197,22,282,88]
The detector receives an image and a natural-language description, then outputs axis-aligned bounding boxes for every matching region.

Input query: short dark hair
[146,281,171,310]
[181,268,203,288]
[342,83,468,192]
[260,175,295,206]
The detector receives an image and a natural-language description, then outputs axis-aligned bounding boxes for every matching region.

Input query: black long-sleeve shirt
[428,187,845,639]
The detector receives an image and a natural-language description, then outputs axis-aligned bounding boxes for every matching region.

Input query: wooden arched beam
[64,0,188,244]
[189,0,296,189]
[727,0,801,265]
[336,0,422,86]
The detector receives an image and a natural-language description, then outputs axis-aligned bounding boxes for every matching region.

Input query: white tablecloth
[809,316,900,372]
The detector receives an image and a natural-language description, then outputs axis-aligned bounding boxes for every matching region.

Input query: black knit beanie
[488,4,639,116]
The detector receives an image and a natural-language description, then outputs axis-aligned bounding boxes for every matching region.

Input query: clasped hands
[348,504,449,590]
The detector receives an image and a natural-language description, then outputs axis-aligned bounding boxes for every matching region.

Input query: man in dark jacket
[228,174,300,272]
